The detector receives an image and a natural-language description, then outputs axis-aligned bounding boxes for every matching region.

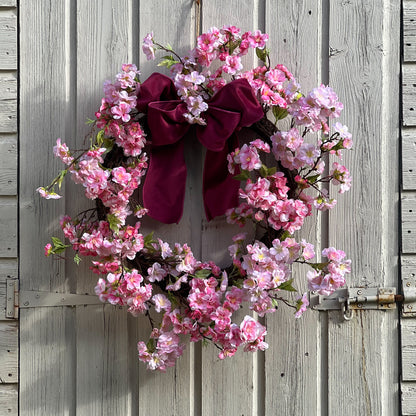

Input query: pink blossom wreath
[39,26,352,371]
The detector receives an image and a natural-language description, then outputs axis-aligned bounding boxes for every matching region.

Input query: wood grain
[0,15,16,70]
[403,64,416,126]
[200,2,264,414]
[328,0,400,414]
[0,321,17,383]
[0,135,17,195]
[404,0,416,62]
[402,129,416,190]
[0,197,16,256]
[265,1,324,414]
[20,1,75,415]
[0,384,17,416]
[402,193,416,254]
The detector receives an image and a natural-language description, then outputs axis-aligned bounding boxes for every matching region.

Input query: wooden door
[18,1,402,415]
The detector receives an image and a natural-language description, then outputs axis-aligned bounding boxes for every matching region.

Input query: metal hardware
[309,287,400,320]
[402,278,416,317]
[5,278,103,314]
[5,278,18,319]
[19,290,103,308]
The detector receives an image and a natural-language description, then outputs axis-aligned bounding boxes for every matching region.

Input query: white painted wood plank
[20,1,75,415]
[402,382,416,415]
[0,384,18,416]
[199,2,266,415]
[20,308,76,416]
[0,197,16,256]
[137,3,196,415]
[0,15,16,70]
[402,194,416,253]
[0,321,17,383]
[76,305,132,416]
[265,2,324,414]
[0,101,16,133]
[0,72,17,100]
[73,2,137,415]
[403,129,416,190]
[0,0,16,7]
[0,259,17,280]
[0,135,16,195]
[402,320,416,381]
[403,64,416,126]
[328,1,400,415]
[404,1,416,62]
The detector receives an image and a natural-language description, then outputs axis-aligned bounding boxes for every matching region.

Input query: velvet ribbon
[136,73,264,224]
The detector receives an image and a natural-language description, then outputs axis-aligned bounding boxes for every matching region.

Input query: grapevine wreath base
[39,26,352,371]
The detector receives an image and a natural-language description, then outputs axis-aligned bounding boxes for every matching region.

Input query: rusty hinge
[5,278,103,318]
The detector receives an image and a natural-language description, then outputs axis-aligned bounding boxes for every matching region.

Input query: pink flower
[142,32,156,60]
[295,292,309,318]
[111,102,131,122]
[44,243,53,256]
[37,187,62,200]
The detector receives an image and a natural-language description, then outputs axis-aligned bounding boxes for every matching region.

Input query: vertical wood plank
[200,2,264,415]
[327,1,400,414]
[19,1,76,414]
[137,3,197,415]
[265,2,324,414]
[73,2,137,415]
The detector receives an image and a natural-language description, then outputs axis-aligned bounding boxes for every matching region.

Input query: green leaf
[278,279,297,292]
[56,170,67,190]
[144,231,156,248]
[85,118,95,125]
[272,106,288,122]
[146,338,156,353]
[96,129,105,146]
[309,262,329,271]
[256,47,268,63]
[107,214,121,233]
[271,298,280,309]
[307,174,320,184]
[165,43,174,51]
[233,170,250,181]
[228,40,239,55]
[73,253,81,265]
[267,166,277,176]
[194,269,212,279]
[278,230,292,241]
[157,55,179,69]
[51,236,68,249]
[102,137,114,151]
[259,164,268,178]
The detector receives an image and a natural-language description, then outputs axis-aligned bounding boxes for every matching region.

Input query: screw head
[406,282,411,287]
[357,303,363,308]
[357,290,363,295]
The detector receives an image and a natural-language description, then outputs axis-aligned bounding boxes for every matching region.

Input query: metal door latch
[309,287,402,320]
[5,278,103,319]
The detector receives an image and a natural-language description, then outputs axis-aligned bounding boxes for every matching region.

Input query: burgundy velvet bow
[136,73,264,224]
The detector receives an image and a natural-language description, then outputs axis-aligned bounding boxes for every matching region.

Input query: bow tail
[203,134,240,221]
[143,141,187,224]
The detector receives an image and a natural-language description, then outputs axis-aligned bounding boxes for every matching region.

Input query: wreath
[38,26,352,371]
